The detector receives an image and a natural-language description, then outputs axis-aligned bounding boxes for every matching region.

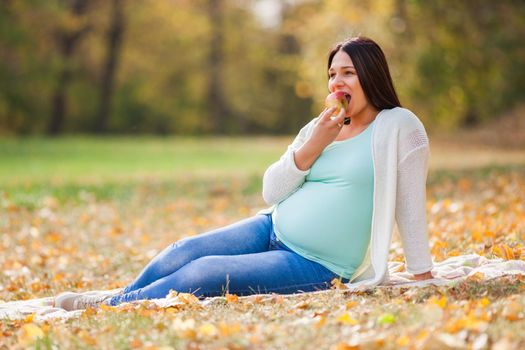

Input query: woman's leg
[122,214,272,293]
[109,249,341,305]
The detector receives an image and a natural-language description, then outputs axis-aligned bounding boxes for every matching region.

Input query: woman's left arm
[395,126,434,279]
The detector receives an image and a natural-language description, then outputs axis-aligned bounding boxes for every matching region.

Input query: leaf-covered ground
[1,138,525,349]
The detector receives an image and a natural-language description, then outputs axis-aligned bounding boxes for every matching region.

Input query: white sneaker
[54,292,112,311]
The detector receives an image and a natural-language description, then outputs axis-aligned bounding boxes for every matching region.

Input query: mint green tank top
[273,121,375,279]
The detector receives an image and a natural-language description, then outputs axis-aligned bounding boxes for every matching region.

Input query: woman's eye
[329,73,335,78]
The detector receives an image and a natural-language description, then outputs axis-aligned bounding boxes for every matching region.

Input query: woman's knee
[158,236,194,259]
[171,256,228,294]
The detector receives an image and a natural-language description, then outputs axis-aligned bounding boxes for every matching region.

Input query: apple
[325,91,351,124]
[325,91,350,114]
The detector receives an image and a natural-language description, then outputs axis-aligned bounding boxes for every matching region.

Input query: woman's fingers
[320,107,337,121]
[332,107,346,125]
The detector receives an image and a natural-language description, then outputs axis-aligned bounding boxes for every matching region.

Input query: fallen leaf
[198,323,218,337]
[336,313,358,325]
[345,301,358,309]
[225,293,239,303]
[377,313,396,325]
[18,323,44,346]
[502,300,522,321]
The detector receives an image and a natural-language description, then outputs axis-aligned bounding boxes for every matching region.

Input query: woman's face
[328,50,372,118]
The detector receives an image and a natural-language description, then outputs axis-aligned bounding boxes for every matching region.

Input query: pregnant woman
[56,36,434,311]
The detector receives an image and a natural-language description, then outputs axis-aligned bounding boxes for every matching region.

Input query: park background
[1,0,524,138]
[2,1,525,349]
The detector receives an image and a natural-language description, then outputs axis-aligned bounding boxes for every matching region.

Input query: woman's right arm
[261,123,313,205]
[262,107,345,205]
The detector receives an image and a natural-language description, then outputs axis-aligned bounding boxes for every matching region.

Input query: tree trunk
[207,0,232,134]
[94,0,125,134]
[47,0,90,136]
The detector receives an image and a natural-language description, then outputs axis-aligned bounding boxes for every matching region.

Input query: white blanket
[1,254,524,321]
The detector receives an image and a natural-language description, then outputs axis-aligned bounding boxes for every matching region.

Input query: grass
[1,136,525,349]
[0,136,289,185]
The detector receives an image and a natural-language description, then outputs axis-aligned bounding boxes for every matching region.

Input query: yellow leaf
[396,335,410,346]
[416,330,429,341]
[493,244,515,260]
[99,303,116,312]
[478,298,490,307]
[23,313,35,323]
[198,323,218,337]
[218,322,241,337]
[428,295,447,308]
[336,313,358,325]
[447,249,461,257]
[445,313,488,333]
[18,323,45,346]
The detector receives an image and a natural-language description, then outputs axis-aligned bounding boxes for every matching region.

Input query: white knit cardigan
[259,107,434,288]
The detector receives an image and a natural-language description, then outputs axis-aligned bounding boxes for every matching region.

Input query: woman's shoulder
[379,107,425,130]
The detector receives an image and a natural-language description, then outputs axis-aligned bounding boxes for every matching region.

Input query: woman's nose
[330,75,344,90]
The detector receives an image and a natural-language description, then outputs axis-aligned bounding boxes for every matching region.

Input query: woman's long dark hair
[327,36,401,110]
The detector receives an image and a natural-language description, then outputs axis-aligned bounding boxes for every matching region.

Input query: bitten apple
[325,91,350,114]
[325,91,351,125]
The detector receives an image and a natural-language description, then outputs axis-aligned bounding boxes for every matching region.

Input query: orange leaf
[346,301,358,310]
[467,272,485,282]
[218,322,241,337]
[333,342,360,350]
[178,293,199,304]
[397,335,410,346]
[225,293,239,303]
[503,301,523,321]
[331,278,348,290]
[493,244,515,260]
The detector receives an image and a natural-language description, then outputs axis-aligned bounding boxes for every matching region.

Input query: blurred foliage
[0,0,524,135]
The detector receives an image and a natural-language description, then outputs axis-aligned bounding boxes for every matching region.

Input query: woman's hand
[293,107,346,171]
[413,271,434,281]
[309,106,347,149]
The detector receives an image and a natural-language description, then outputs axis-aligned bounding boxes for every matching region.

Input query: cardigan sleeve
[261,119,315,205]
[395,129,434,274]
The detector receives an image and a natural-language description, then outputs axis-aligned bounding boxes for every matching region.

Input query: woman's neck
[347,105,379,128]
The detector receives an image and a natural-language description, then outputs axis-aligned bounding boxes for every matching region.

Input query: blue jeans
[109,214,348,305]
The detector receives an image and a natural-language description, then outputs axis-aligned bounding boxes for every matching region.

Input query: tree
[206,0,233,134]
[47,0,92,135]
[94,0,125,133]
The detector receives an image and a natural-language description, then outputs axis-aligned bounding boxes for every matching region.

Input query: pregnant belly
[274,182,372,264]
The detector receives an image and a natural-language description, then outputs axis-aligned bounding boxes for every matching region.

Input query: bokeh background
[1,0,524,140]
